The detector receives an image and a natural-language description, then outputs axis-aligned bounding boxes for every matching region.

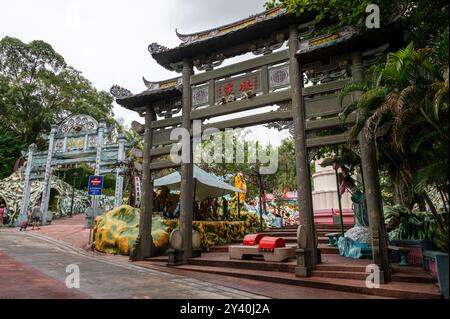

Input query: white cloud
[0,0,290,146]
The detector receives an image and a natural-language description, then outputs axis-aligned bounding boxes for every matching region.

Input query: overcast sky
[0,0,290,145]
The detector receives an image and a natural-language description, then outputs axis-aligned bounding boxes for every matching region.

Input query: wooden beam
[208,80,215,107]
[152,116,181,129]
[204,110,292,130]
[152,129,173,146]
[305,113,356,131]
[305,94,352,118]
[191,90,291,120]
[150,144,175,157]
[306,132,355,148]
[151,90,292,130]
[191,50,289,85]
[261,65,269,95]
[303,79,350,96]
[150,161,180,171]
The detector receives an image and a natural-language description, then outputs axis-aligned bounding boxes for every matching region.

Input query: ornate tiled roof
[174,7,286,45]
[147,7,316,71]
[111,77,182,110]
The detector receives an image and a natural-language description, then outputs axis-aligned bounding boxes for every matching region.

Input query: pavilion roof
[296,22,404,64]
[112,77,182,110]
[149,7,316,71]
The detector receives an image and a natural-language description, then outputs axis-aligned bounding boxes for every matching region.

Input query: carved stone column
[91,120,106,220]
[40,125,58,224]
[18,143,37,225]
[289,24,318,276]
[131,106,156,261]
[95,121,106,176]
[352,51,391,283]
[180,59,194,263]
[114,135,126,208]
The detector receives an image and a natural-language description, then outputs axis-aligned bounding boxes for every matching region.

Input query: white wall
[312,159,353,210]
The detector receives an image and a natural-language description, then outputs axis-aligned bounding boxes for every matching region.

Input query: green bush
[384,205,448,252]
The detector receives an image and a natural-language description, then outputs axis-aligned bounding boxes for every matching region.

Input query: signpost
[88,175,104,196]
[88,175,103,245]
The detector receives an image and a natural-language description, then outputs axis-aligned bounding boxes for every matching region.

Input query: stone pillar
[114,135,126,208]
[41,125,58,224]
[180,59,194,262]
[289,24,318,276]
[18,143,37,225]
[95,121,106,175]
[131,107,155,261]
[83,134,89,151]
[352,51,391,283]
[92,120,106,218]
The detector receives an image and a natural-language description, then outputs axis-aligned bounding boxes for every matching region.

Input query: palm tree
[339,41,449,237]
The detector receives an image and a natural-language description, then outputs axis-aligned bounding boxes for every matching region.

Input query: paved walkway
[0,214,394,299]
[1,215,391,299]
[0,251,90,299]
[30,213,91,249]
[0,230,266,299]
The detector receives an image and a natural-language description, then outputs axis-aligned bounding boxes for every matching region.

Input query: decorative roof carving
[194,53,225,71]
[110,85,132,98]
[298,27,356,55]
[142,77,182,91]
[175,7,286,45]
[148,42,169,55]
[57,114,99,136]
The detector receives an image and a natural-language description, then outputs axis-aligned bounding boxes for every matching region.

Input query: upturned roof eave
[150,10,317,71]
[115,85,182,111]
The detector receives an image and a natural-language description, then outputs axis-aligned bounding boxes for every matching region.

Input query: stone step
[266,227,298,231]
[317,225,352,229]
[144,256,168,263]
[391,270,435,284]
[188,255,431,283]
[209,242,339,253]
[316,264,367,272]
[318,245,339,254]
[173,264,441,299]
[188,257,296,273]
[313,270,368,280]
[317,230,345,237]
[207,245,229,253]
[314,264,435,283]
[260,231,297,237]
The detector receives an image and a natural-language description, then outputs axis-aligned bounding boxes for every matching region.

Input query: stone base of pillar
[167,249,203,265]
[295,248,312,277]
[167,249,185,266]
[129,234,155,261]
[379,269,392,284]
[192,249,202,258]
[295,266,312,277]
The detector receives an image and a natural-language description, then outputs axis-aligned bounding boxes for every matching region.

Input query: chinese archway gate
[112,6,403,283]
[18,114,129,225]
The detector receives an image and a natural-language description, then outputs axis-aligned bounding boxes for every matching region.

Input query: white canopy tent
[154,165,245,201]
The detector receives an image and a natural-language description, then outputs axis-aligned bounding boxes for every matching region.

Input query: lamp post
[69,172,78,218]
[333,160,345,237]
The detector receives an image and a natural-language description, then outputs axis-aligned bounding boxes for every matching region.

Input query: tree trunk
[417,196,427,211]
[423,192,447,233]
[393,172,404,206]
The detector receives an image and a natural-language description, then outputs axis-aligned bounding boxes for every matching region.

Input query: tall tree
[265,0,449,48]
[0,123,27,179]
[0,36,115,150]
[339,41,449,235]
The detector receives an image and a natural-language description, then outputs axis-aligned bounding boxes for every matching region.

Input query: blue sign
[88,176,103,196]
